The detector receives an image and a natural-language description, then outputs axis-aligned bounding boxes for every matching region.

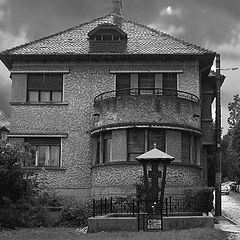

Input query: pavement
[214,214,240,239]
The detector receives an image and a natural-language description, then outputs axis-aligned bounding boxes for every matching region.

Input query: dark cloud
[148,0,240,47]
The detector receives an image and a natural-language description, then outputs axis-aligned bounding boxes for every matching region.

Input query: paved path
[217,191,240,239]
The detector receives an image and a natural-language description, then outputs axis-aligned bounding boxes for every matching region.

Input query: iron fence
[92,196,208,217]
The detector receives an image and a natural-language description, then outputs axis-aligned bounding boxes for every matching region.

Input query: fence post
[169,197,172,213]
[110,197,113,213]
[132,198,135,217]
[165,198,168,216]
[100,198,103,216]
[137,201,140,231]
[93,199,95,217]
[104,198,107,215]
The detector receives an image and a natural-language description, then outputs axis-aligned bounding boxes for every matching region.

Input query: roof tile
[1,13,214,56]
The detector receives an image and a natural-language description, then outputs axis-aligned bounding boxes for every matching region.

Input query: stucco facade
[0,5,217,201]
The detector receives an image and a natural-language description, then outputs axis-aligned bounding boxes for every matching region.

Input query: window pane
[95,138,100,164]
[28,91,39,102]
[49,146,60,166]
[40,91,51,102]
[52,91,62,102]
[37,146,49,166]
[181,133,190,164]
[148,129,165,151]
[128,129,145,161]
[103,138,111,163]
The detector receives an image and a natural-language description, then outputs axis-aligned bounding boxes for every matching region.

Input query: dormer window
[88,23,127,42]
[92,34,121,41]
[88,24,127,53]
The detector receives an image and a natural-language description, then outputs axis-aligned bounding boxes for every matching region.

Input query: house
[0,110,10,142]
[0,1,218,201]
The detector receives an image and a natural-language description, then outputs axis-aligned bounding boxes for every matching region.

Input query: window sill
[22,166,66,171]
[10,102,69,106]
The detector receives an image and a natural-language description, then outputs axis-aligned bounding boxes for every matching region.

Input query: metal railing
[92,196,208,217]
[94,88,199,103]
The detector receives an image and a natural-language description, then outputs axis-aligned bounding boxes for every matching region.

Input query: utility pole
[215,53,222,216]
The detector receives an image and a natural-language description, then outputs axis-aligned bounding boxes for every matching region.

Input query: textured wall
[91,162,203,198]
[9,60,201,199]
[11,73,27,102]
[94,95,201,129]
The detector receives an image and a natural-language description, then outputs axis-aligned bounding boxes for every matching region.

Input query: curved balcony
[93,88,201,130]
[94,88,199,103]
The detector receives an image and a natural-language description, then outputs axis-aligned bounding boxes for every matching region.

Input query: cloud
[0,28,28,51]
[160,6,182,18]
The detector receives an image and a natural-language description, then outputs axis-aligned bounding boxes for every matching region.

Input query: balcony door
[116,73,130,96]
[163,73,177,96]
[138,73,155,95]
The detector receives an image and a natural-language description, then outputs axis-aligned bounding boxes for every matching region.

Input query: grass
[0,227,228,240]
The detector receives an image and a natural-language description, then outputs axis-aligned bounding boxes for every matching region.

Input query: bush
[60,199,92,227]
[0,199,51,229]
[185,187,214,213]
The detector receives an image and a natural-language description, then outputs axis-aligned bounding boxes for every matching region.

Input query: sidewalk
[214,214,240,239]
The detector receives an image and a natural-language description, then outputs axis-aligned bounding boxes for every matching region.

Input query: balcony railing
[94,88,199,103]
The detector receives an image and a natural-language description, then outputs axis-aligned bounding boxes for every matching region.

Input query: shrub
[185,187,214,213]
[60,199,92,227]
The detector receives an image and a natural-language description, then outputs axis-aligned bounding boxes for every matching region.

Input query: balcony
[94,88,199,103]
[93,88,201,130]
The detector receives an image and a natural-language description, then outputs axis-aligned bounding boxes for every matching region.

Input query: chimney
[113,0,122,15]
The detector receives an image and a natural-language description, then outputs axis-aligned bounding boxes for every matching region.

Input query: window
[128,129,145,161]
[148,129,165,151]
[163,73,177,96]
[1,132,7,141]
[103,132,112,163]
[95,132,112,164]
[128,129,165,161]
[181,133,201,165]
[181,133,190,164]
[138,73,155,94]
[24,138,61,167]
[116,73,130,96]
[27,73,63,102]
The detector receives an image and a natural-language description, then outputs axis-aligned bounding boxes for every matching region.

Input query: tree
[0,143,36,203]
[228,94,240,129]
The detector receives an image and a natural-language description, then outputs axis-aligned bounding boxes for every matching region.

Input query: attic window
[88,23,127,42]
[93,34,121,41]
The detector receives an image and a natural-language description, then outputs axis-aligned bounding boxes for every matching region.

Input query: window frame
[127,128,165,161]
[23,138,61,167]
[27,73,63,103]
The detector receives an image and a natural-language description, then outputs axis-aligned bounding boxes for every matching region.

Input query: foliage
[228,94,240,129]
[185,187,214,213]
[0,143,37,204]
[60,199,92,227]
[0,197,51,229]
[0,142,59,229]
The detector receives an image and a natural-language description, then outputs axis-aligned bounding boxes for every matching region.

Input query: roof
[136,146,174,163]
[0,110,10,129]
[0,12,214,57]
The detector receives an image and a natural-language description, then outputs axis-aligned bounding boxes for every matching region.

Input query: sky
[0,0,239,134]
